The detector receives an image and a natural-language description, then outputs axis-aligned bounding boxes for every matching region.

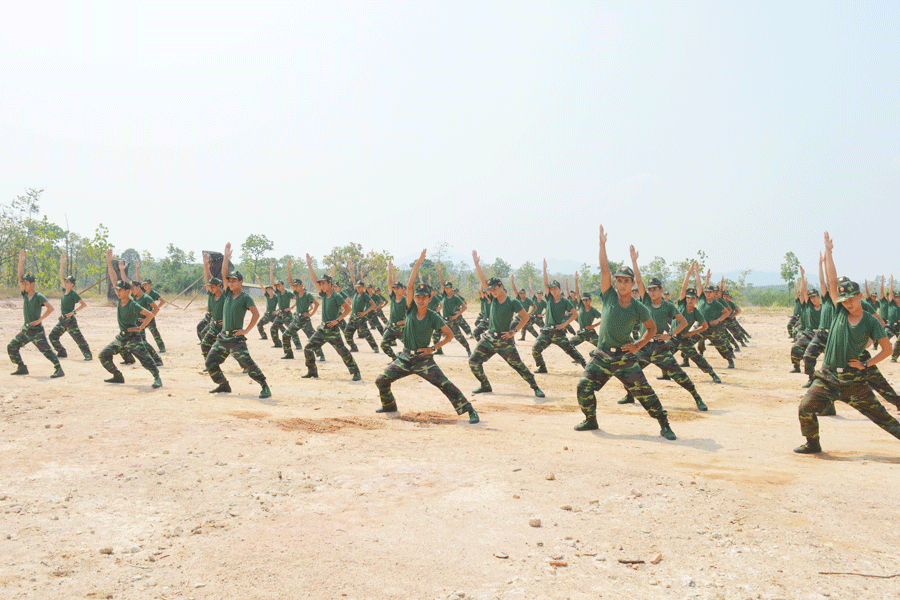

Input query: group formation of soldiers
[9,228,900,453]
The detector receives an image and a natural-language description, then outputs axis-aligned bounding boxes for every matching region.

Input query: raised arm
[222,243,233,282]
[879,276,885,300]
[695,264,703,295]
[59,253,66,287]
[574,271,581,298]
[268,262,275,288]
[472,250,488,289]
[203,253,212,284]
[387,260,395,289]
[598,225,611,294]
[305,254,319,292]
[509,273,516,294]
[287,259,293,284]
[823,232,837,302]
[135,260,141,282]
[542,259,550,295]
[117,258,131,284]
[799,265,808,304]
[817,252,826,298]
[407,249,427,307]
[890,276,895,302]
[704,269,712,288]
[18,248,25,287]
[631,245,644,297]
[565,277,570,297]
[106,249,118,286]
[679,262,694,301]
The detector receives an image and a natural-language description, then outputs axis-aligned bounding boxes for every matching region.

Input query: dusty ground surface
[2,299,900,600]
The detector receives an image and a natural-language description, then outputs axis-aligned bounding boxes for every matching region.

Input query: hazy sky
[1,1,898,277]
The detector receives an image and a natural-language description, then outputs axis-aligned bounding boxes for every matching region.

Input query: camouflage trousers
[197,312,211,341]
[122,326,162,366]
[699,324,735,361]
[380,321,405,360]
[728,319,750,341]
[99,332,158,377]
[305,325,360,377]
[433,317,470,353]
[859,350,900,408]
[468,333,539,390]
[569,328,598,348]
[145,318,166,352]
[802,330,828,377]
[893,334,900,361]
[576,350,666,421]
[366,310,385,335]
[376,352,471,414]
[48,315,91,357]
[257,311,276,337]
[472,315,489,341]
[283,315,325,360]
[787,314,800,337]
[672,337,716,375]
[511,314,539,340]
[791,329,815,369]
[457,316,473,336]
[200,321,222,358]
[344,314,378,351]
[623,341,698,401]
[205,332,267,387]
[798,367,900,442]
[8,324,60,367]
[532,328,586,370]
[271,310,293,341]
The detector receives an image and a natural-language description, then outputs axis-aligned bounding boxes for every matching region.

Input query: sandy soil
[2,299,900,600]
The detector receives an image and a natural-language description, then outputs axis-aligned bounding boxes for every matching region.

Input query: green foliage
[322,243,394,289]
[239,234,274,279]
[781,251,800,288]
[148,244,201,294]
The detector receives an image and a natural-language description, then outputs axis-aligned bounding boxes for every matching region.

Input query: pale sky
[1,1,898,278]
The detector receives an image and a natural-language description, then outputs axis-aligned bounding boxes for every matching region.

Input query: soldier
[695,269,736,369]
[722,291,750,344]
[135,262,166,353]
[454,289,474,337]
[801,253,832,388]
[280,260,325,362]
[119,264,163,368]
[99,249,159,388]
[531,259,585,373]
[787,282,801,338]
[887,277,900,361]
[8,249,64,378]
[468,250,545,398]
[472,287,491,342]
[253,274,278,341]
[379,260,408,360]
[509,283,534,339]
[375,250,479,424]
[617,246,708,411]
[573,226,676,440]
[196,252,216,341]
[523,279,546,338]
[568,272,601,349]
[205,243,271,399]
[790,266,822,374]
[343,261,379,353]
[48,253,92,361]
[666,262,722,384]
[795,232,900,454]
[364,282,386,336]
[270,266,295,349]
[301,254,362,381]
[436,263,471,356]
[199,253,225,360]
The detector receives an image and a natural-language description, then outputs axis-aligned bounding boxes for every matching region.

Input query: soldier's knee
[576,378,593,396]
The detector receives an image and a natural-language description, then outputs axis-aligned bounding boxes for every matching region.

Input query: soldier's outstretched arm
[598,225,611,294]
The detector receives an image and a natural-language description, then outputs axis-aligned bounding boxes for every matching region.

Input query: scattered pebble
[650,553,662,564]
[494,552,509,559]
[156,468,166,475]
[559,505,572,511]
[545,473,555,481]
[549,561,567,567]
[529,518,542,528]
[99,547,113,555]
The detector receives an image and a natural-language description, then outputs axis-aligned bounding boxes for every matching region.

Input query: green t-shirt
[210,292,226,321]
[863,298,877,313]
[531,297,546,316]
[823,307,886,370]
[878,297,890,321]
[428,295,442,312]
[22,291,47,324]
[132,293,155,324]
[888,301,900,327]
[544,295,574,327]
[402,304,446,352]
[517,295,534,313]
[698,296,727,323]
[800,300,822,330]
[818,296,835,330]
[319,291,346,323]
[596,287,650,350]
[577,305,601,330]
[294,291,315,315]
[479,296,490,317]
[147,289,161,302]
[488,295,524,333]
[675,302,707,333]
[264,292,278,312]
[60,290,82,315]
[639,294,679,335]
[441,292,464,319]
[116,299,144,332]
[223,290,256,332]
[792,298,801,316]
[351,291,371,315]
[277,289,295,310]
[389,291,407,323]
[207,291,216,312]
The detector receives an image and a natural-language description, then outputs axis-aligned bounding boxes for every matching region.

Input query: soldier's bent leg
[468,337,498,388]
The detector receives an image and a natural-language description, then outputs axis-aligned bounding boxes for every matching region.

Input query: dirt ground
[2,299,900,600]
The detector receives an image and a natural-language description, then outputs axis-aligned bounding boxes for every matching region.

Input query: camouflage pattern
[569,328,598,348]
[576,350,667,421]
[344,314,378,351]
[472,315,489,341]
[376,351,472,414]
[787,313,801,337]
[790,329,815,369]
[622,340,700,402]
[894,336,900,362]
[257,310,276,337]
[858,350,900,409]
[205,332,267,386]
[366,310,385,335]
[145,318,166,352]
[271,310,293,343]
[48,315,91,358]
[8,324,60,367]
[532,328,586,370]
[439,316,471,354]
[802,329,828,377]
[282,315,325,360]
[200,320,222,358]
[99,332,159,377]
[699,324,735,361]
[196,312,211,341]
[457,316,473,336]
[672,337,717,375]
[380,321,405,360]
[511,314,540,340]
[798,367,900,442]
[304,325,360,377]
[468,333,540,390]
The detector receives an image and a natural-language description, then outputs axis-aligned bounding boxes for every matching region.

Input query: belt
[604,347,627,354]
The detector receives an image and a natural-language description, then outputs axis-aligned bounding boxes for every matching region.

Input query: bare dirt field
[2,300,900,600]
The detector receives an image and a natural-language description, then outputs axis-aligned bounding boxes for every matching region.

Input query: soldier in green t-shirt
[280,260,325,362]
[364,282,387,335]
[204,243,271,399]
[787,282,801,338]
[379,260,409,360]
[569,291,601,349]
[253,272,278,340]
[795,232,900,454]
[270,265,295,349]
[48,253,92,361]
[342,261,379,353]
[7,249,64,378]
[472,287,491,341]
[300,254,361,381]
[135,261,166,354]
[98,249,159,388]
[468,250,545,398]
[722,291,750,345]
[693,269,736,369]
[199,253,225,360]
[436,264,471,356]
[667,262,722,384]
[790,266,822,373]
[531,260,586,373]
[375,250,478,423]
[573,226,675,440]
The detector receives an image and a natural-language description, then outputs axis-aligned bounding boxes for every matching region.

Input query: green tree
[490,257,512,279]
[240,234,274,279]
[781,251,800,289]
